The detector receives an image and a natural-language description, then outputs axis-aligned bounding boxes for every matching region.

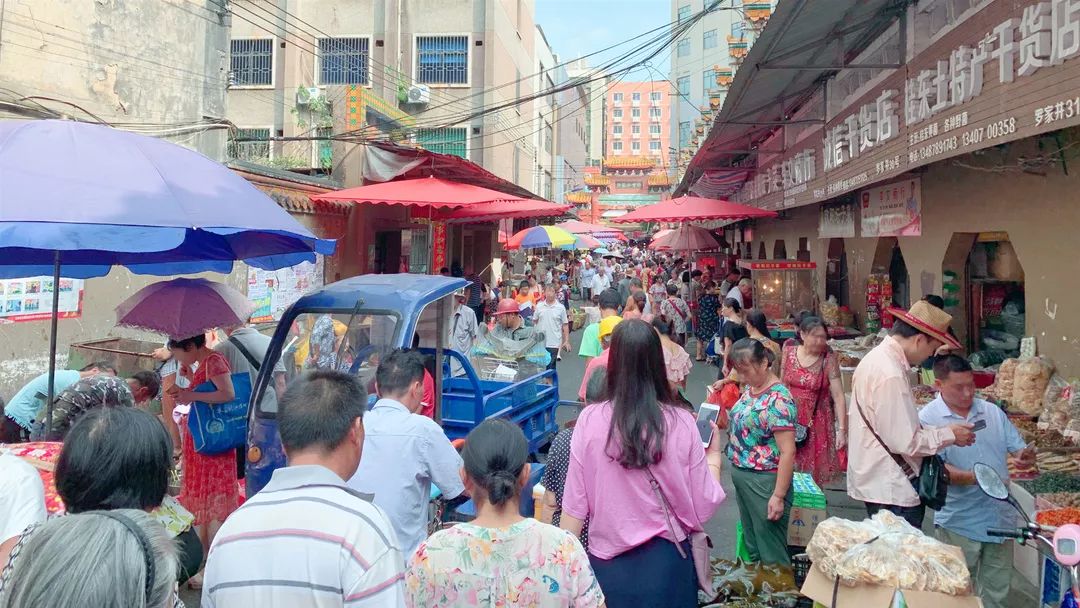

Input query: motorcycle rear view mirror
[974,462,1009,500]
[974,462,1031,523]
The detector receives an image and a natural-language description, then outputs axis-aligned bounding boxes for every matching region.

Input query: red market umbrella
[311,176,530,209]
[649,225,720,251]
[436,199,571,223]
[609,195,777,223]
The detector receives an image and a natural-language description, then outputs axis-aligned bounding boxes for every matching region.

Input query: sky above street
[535,0,672,75]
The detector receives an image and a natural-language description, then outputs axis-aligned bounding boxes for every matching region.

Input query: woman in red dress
[167,331,238,588]
[779,316,848,486]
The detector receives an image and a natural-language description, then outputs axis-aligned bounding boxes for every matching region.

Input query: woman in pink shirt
[560,319,726,608]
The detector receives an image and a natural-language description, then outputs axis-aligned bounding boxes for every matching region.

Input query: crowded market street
[7,0,1080,607]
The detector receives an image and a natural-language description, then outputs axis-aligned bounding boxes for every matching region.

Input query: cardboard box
[801,564,983,608]
[788,505,827,547]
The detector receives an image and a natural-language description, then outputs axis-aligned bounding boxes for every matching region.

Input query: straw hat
[886,300,962,350]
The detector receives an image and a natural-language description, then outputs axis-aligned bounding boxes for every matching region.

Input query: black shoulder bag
[855,396,949,511]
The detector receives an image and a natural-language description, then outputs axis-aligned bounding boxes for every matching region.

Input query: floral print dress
[406,518,604,608]
[725,383,798,471]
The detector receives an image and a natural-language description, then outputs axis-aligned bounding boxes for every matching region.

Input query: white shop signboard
[860,178,922,238]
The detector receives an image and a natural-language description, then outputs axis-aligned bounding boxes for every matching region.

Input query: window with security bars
[228,128,271,161]
[231,39,273,86]
[318,37,369,85]
[417,127,467,158]
[416,35,469,85]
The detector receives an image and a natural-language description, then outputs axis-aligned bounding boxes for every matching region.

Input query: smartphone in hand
[971,419,987,432]
[697,403,721,447]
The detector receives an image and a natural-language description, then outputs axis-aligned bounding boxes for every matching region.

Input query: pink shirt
[578,349,610,401]
[847,336,956,507]
[563,402,726,559]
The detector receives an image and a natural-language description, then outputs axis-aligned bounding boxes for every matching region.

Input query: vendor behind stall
[471,299,551,374]
[1,362,117,443]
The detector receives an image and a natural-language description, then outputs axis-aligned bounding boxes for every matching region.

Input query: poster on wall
[860,178,922,238]
[247,257,324,324]
[819,203,856,239]
[0,277,84,323]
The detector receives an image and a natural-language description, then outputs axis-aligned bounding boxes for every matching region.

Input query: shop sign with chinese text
[730,0,1080,210]
[819,202,856,239]
[860,178,922,238]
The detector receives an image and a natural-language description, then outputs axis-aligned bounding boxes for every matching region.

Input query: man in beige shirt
[847,301,976,528]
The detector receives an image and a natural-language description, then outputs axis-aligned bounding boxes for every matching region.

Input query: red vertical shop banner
[432,221,448,274]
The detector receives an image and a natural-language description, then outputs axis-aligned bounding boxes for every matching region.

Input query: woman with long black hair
[560,319,726,607]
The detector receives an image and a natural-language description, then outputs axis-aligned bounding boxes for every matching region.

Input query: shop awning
[436,199,572,223]
[310,177,529,210]
[609,196,777,224]
[363,141,544,201]
[674,0,905,197]
[601,210,629,219]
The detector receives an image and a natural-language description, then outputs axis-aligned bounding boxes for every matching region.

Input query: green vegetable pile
[1019,472,1080,495]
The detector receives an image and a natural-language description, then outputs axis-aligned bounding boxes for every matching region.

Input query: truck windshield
[253,311,399,415]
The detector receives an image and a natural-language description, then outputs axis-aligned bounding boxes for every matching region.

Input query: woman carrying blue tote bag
[187,372,252,455]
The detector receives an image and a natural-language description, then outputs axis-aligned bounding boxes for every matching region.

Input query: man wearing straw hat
[847,300,976,528]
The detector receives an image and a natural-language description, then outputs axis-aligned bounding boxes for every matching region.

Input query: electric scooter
[973,462,1080,607]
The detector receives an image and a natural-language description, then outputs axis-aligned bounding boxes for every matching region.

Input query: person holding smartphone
[918,355,1034,608]
[725,338,798,566]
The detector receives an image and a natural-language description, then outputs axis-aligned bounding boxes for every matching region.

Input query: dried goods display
[1037,492,1080,508]
[1036,452,1079,473]
[1020,473,1080,495]
[912,384,937,406]
[821,296,840,327]
[1008,458,1038,479]
[838,352,862,368]
[806,511,970,595]
[1012,357,1055,415]
[1034,429,1074,449]
[1036,507,1080,527]
[995,358,1019,404]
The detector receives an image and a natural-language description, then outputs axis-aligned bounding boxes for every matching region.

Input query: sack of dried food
[1040,375,1072,431]
[995,358,1020,402]
[806,511,971,595]
[1013,356,1055,415]
[821,296,840,326]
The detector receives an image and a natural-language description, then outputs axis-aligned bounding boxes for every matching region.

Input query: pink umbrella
[649,225,720,251]
[116,277,254,339]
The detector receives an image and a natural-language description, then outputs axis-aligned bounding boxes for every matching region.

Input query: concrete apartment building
[226,0,537,189]
[669,0,758,164]
[604,81,674,164]
[565,58,607,168]
[553,63,588,203]
[533,26,557,201]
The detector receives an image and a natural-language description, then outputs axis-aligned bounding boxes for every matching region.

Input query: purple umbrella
[116,278,254,340]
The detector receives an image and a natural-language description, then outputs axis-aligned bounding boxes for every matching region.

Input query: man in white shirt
[202,371,405,607]
[533,285,570,370]
[349,350,465,556]
[726,278,752,308]
[591,266,611,296]
[449,289,479,376]
[0,450,46,568]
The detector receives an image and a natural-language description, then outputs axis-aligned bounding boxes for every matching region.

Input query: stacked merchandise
[864,274,892,334]
[788,473,827,547]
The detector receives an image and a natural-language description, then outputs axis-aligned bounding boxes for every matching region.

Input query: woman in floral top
[406,419,603,608]
[725,338,798,566]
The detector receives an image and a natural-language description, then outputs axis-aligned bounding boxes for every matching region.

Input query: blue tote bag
[187,372,252,455]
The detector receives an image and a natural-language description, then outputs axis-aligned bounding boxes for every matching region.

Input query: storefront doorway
[944,232,1026,357]
[372,230,403,274]
[871,237,910,309]
[825,238,849,308]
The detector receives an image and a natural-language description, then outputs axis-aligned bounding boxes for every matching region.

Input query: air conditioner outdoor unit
[406,84,431,104]
[296,86,323,106]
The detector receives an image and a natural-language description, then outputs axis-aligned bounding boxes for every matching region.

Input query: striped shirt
[202,465,406,608]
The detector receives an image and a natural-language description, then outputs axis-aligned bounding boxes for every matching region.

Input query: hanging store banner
[818,202,856,239]
[248,257,324,323]
[0,277,83,323]
[860,178,922,238]
[432,221,448,274]
[730,0,1080,211]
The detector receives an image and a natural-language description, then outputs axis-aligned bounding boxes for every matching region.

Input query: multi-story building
[565,58,607,168]
[554,61,589,203]
[604,81,674,164]
[533,26,557,201]
[669,0,773,171]
[226,0,540,277]
[226,0,537,189]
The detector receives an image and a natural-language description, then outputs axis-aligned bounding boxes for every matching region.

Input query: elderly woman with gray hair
[0,509,180,608]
